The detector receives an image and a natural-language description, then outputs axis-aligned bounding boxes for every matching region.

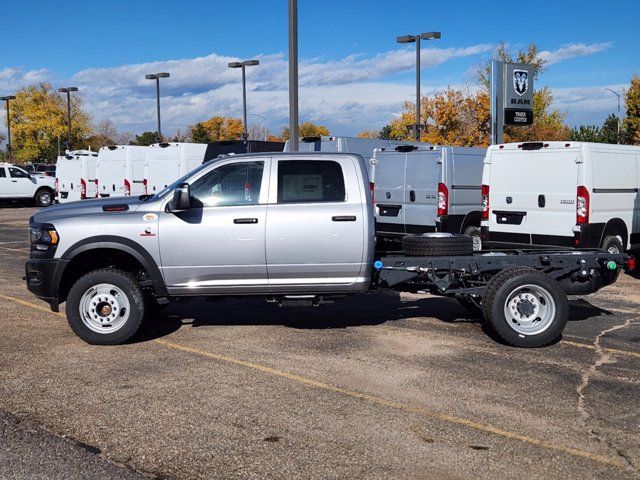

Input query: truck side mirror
[169,182,191,212]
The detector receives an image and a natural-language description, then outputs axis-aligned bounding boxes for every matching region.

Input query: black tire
[456,294,483,317]
[402,234,474,256]
[66,268,145,345]
[463,226,482,251]
[601,235,624,254]
[34,188,53,207]
[482,268,568,348]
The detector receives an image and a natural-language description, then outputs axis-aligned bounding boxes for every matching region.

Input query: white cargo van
[143,143,211,195]
[55,150,99,203]
[481,142,640,253]
[373,145,486,249]
[284,136,423,181]
[95,145,147,198]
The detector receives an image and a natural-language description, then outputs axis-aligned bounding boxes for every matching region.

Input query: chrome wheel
[39,191,52,206]
[471,235,482,251]
[607,245,620,254]
[503,284,555,336]
[79,283,130,334]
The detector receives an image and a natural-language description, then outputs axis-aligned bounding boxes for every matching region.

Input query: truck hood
[32,196,150,224]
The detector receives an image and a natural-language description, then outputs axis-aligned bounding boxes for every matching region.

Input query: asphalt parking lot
[0,206,639,479]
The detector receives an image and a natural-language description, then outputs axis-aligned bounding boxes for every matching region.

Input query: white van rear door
[489,147,578,241]
[404,150,440,233]
[374,150,406,235]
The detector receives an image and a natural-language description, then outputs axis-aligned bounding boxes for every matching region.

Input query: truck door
[8,166,33,197]
[265,157,365,286]
[404,151,440,233]
[158,159,269,292]
[0,167,8,197]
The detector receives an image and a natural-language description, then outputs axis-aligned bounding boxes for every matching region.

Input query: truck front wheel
[66,268,146,345]
[483,268,567,348]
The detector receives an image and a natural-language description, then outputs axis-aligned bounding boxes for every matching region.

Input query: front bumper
[25,258,69,312]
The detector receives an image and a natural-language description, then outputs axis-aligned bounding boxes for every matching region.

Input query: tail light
[626,256,636,272]
[54,177,59,196]
[481,184,490,220]
[369,182,375,204]
[576,186,590,224]
[437,183,448,216]
[124,179,131,196]
[143,178,148,196]
[80,179,87,200]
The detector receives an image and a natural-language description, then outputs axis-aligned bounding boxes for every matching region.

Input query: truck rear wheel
[66,268,146,345]
[402,233,474,256]
[482,268,567,348]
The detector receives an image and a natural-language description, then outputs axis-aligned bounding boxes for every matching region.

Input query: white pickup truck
[0,163,55,207]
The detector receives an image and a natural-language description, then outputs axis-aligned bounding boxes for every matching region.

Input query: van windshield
[152,161,214,199]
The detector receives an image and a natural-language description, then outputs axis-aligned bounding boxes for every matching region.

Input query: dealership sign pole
[490,61,534,144]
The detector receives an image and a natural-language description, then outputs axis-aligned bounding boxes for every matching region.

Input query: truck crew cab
[0,163,55,207]
[26,153,632,348]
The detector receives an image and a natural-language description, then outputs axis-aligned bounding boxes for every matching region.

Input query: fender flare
[601,218,629,249]
[61,235,168,298]
[459,211,482,233]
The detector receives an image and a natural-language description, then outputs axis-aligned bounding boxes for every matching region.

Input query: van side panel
[588,147,639,247]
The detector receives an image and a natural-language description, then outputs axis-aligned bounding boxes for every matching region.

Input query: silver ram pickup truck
[25,152,633,348]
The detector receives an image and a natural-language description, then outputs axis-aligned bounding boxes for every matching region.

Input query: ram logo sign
[513,69,529,96]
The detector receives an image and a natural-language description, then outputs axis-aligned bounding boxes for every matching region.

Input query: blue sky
[1,0,638,137]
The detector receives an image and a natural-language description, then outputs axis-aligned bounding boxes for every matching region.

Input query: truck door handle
[332,216,356,222]
[409,190,416,202]
[538,195,546,208]
[233,218,258,224]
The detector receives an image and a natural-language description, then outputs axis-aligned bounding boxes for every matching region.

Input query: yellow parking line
[561,340,640,359]
[0,292,630,469]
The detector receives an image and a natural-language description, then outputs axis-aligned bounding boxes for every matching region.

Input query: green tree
[378,125,392,140]
[622,74,640,145]
[571,125,603,142]
[601,114,620,144]
[6,82,92,162]
[478,42,547,92]
[129,131,158,146]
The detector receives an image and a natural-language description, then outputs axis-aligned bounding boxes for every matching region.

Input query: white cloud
[0,67,50,92]
[551,83,626,126]
[539,42,611,66]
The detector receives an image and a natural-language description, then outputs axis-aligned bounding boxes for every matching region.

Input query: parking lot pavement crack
[576,316,640,473]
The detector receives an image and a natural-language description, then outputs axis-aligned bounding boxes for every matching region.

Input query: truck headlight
[30,225,59,251]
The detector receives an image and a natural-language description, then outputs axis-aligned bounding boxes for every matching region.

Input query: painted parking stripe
[0,293,626,469]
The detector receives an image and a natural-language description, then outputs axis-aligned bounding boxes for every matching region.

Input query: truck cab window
[190,161,264,207]
[277,160,345,203]
[0,168,6,178]
[9,167,29,178]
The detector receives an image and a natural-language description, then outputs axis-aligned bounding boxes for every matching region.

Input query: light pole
[288,0,299,151]
[603,88,622,144]
[58,87,78,149]
[145,72,170,142]
[1,95,16,161]
[397,31,441,141]
[228,60,259,140]
[248,113,268,141]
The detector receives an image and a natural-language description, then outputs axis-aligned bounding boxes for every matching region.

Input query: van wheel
[402,233,474,256]
[34,188,53,207]
[601,235,624,254]
[464,226,482,251]
[66,269,145,345]
[482,268,567,348]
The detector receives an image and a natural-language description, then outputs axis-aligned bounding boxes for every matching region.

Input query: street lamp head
[243,60,259,67]
[58,87,78,93]
[397,35,416,44]
[145,74,157,80]
[228,62,243,68]
[420,31,441,40]
[157,72,170,78]
[1,95,16,101]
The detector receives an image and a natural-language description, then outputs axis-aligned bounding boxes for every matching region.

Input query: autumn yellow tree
[356,130,379,139]
[189,116,244,142]
[7,83,92,162]
[280,122,330,141]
